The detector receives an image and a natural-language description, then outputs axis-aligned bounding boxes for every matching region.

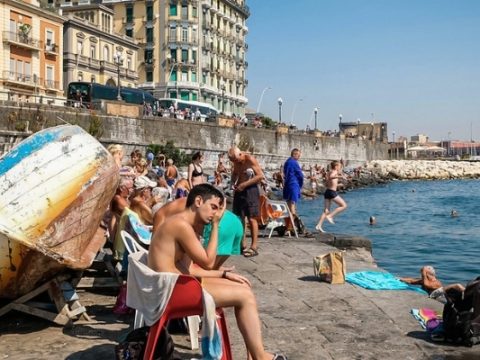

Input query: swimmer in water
[369,216,376,225]
[451,209,458,217]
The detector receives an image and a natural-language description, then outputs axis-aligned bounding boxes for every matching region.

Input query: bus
[156,98,218,122]
[67,82,157,109]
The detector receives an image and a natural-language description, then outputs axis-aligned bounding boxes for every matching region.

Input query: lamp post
[256,86,271,114]
[339,114,343,123]
[290,98,303,126]
[164,60,178,98]
[221,84,226,114]
[113,52,124,101]
[314,107,318,130]
[392,131,396,143]
[277,97,283,123]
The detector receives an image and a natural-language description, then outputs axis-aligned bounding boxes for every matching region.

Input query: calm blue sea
[297,179,480,285]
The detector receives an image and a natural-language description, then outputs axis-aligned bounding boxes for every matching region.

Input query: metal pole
[314,108,318,130]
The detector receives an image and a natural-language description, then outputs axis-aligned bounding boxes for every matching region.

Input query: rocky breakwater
[364,160,480,180]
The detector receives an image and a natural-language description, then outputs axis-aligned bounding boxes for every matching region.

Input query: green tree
[146,141,190,167]
[260,116,276,129]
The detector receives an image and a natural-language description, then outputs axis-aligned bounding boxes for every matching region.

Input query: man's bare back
[152,197,187,234]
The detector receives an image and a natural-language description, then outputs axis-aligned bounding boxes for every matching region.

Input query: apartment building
[0,0,64,104]
[107,0,249,116]
[62,2,139,93]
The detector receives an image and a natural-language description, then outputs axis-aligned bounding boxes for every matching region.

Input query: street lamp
[339,114,343,123]
[256,86,271,114]
[290,98,303,126]
[314,107,318,130]
[277,97,283,123]
[113,52,124,101]
[392,131,396,143]
[221,84,226,114]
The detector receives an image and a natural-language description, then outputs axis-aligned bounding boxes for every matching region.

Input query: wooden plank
[76,277,121,289]
[11,303,71,326]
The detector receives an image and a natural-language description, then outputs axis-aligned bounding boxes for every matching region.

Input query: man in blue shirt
[283,148,304,217]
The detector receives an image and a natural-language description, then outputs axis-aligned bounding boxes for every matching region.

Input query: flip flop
[243,248,259,258]
[272,354,288,360]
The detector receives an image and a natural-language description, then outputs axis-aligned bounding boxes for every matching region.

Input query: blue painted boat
[0,125,119,299]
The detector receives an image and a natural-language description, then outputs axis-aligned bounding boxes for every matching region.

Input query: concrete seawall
[0,103,388,170]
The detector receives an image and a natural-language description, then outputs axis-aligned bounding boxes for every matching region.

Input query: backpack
[115,326,174,360]
[442,278,480,347]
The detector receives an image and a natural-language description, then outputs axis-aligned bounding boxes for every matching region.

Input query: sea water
[297,179,480,285]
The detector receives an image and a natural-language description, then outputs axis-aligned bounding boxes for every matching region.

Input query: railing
[167,35,198,45]
[43,79,59,89]
[100,60,117,72]
[2,71,36,86]
[3,31,42,50]
[44,43,58,55]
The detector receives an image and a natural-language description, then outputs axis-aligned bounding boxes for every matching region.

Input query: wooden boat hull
[0,125,119,299]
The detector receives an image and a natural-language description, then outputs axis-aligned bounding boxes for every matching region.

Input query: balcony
[3,31,42,51]
[44,79,59,90]
[167,36,198,46]
[44,43,58,56]
[2,70,36,88]
[125,69,138,80]
[99,60,117,72]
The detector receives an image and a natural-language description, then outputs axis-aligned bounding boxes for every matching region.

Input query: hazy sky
[245,0,480,141]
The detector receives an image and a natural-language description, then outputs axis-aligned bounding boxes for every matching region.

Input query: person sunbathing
[148,184,287,360]
[400,266,465,301]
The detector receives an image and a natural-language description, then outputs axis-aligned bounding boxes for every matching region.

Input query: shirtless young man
[228,146,265,257]
[315,160,348,233]
[148,184,286,360]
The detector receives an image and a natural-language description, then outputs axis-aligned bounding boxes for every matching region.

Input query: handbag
[313,251,346,284]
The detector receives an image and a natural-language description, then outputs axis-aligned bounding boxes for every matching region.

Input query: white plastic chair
[263,199,299,238]
[120,230,200,350]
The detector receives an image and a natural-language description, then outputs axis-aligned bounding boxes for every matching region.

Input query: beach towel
[126,250,222,360]
[346,271,428,294]
[410,308,443,337]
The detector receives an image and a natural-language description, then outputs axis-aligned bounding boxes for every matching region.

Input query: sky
[244,0,480,141]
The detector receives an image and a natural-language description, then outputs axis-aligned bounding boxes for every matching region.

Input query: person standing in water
[315,160,348,233]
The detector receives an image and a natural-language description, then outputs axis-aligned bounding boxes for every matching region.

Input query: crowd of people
[105,144,290,359]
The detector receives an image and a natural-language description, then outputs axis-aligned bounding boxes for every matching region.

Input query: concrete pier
[0,234,477,359]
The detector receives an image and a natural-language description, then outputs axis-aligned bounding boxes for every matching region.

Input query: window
[145,49,153,63]
[127,56,132,70]
[181,5,188,19]
[192,50,197,63]
[202,73,206,83]
[46,30,54,46]
[169,4,177,16]
[170,70,177,81]
[146,71,153,82]
[191,71,197,82]
[181,91,189,100]
[126,28,132,37]
[46,65,54,87]
[192,92,197,101]
[192,28,197,43]
[103,45,109,61]
[146,5,153,21]
[181,70,188,81]
[146,28,153,43]
[77,40,83,55]
[10,19,16,33]
[90,44,96,59]
[170,49,177,62]
[192,6,198,18]
[169,91,177,99]
[181,49,188,62]
[182,27,188,42]
[169,26,176,41]
[126,6,133,22]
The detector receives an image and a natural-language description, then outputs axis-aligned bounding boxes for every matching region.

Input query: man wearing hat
[130,175,157,225]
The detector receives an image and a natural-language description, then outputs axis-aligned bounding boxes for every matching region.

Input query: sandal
[273,354,288,360]
[243,248,259,258]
